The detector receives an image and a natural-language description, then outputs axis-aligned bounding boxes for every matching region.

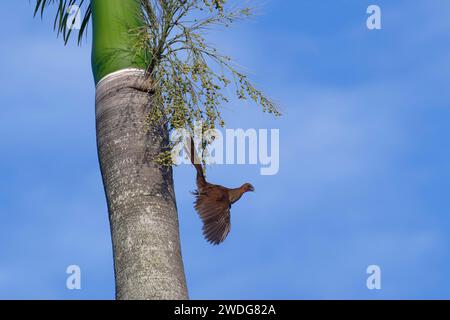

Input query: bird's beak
[250,186,255,192]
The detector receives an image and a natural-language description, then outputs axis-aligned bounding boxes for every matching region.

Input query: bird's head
[241,183,255,193]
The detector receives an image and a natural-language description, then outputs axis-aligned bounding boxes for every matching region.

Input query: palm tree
[34,0,188,300]
[34,0,279,300]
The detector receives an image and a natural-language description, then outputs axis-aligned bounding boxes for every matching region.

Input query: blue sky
[1,0,450,299]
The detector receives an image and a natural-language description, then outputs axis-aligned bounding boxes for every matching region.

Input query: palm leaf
[33,0,92,45]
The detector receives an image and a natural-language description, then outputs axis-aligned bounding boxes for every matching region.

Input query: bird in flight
[187,138,255,245]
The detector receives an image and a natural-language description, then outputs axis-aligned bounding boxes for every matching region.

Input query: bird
[186,137,255,245]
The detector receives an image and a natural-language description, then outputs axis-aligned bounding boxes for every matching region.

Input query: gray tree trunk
[95,69,188,300]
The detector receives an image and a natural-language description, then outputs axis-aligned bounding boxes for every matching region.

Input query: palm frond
[33,0,92,45]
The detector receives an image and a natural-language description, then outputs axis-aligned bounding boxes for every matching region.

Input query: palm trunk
[92,0,188,300]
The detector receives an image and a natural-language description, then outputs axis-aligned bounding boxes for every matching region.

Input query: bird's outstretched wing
[194,186,231,245]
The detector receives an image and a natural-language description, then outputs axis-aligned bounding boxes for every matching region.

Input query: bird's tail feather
[185,137,206,186]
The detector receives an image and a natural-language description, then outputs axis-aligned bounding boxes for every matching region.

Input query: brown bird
[187,138,255,245]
